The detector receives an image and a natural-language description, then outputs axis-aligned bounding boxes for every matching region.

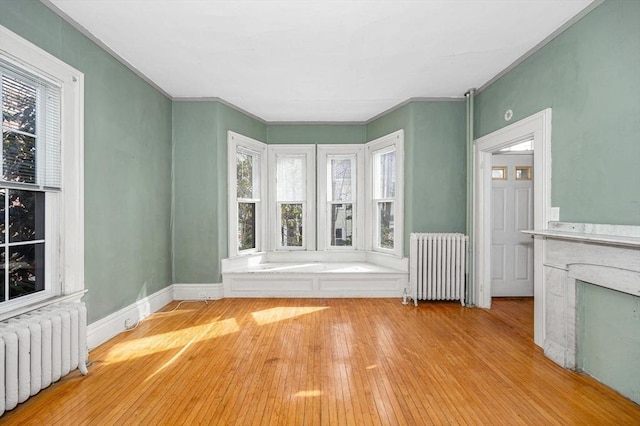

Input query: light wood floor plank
[2,298,639,425]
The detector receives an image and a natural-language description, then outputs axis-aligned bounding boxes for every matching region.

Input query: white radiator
[408,233,468,306]
[0,302,88,416]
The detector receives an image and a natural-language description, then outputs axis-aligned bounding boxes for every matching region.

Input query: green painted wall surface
[578,282,640,404]
[475,0,640,226]
[267,124,366,144]
[367,102,466,255]
[172,102,219,283]
[172,102,265,283]
[1,0,173,323]
[411,102,466,235]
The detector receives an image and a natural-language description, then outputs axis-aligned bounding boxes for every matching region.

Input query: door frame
[473,108,552,347]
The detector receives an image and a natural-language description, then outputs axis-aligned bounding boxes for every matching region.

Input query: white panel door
[491,154,533,297]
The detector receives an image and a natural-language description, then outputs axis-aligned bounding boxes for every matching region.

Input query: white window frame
[317,145,364,251]
[365,130,404,257]
[0,25,84,320]
[268,145,315,251]
[227,131,267,257]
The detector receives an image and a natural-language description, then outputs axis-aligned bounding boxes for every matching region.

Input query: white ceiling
[46,0,595,122]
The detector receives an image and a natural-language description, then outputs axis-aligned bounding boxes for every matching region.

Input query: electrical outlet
[198,292,207,298]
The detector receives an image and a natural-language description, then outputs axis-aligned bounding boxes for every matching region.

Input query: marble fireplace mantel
[524,222,640,369]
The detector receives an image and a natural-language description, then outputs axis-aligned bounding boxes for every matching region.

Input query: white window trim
[365,130,404,257]
[268,145,316,251]
[227,131,267,257]
[317,145,365,251]
[0,25,84,320]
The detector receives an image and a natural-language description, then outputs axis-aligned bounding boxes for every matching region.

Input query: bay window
[227,130,404,258]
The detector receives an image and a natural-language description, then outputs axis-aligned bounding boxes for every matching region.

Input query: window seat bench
[221,252,408,298]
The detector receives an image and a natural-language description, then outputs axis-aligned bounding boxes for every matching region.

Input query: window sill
[0,289,87,322]
[222,250,408,274]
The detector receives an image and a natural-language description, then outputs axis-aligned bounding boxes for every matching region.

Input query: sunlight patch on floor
[294,390,323,398]
[251,306,329,325]
[103,318,240,363]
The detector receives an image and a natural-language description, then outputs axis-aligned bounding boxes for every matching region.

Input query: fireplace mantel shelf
[523,222,640,248]
[523,229,640,248]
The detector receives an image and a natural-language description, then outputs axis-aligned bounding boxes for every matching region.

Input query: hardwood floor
[3,298,639,425]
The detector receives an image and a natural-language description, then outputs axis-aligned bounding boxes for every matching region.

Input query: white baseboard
[87,285,174,350]
[173,283,224,300]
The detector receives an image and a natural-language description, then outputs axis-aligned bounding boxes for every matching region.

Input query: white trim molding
[473,108,552,347]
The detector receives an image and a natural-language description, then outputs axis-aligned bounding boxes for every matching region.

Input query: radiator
[0,302,88,416]
[408,233,468,306]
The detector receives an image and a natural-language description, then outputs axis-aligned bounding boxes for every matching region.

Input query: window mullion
[3,191,7,302]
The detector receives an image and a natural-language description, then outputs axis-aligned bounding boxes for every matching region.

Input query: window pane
[3,130,36,184]
[281,203,303,247]
[237,151,258,199]
[2,74,36,134]
[330,203,353,247]
[7,242,44,300]
[0,248,4,301]
[379,151,395,198]
[378,201,394,249]
[331,158,353,201]
[9,190,44,242]
[238,202,256,251]
[277,156,305,201]
[0,189,5,244]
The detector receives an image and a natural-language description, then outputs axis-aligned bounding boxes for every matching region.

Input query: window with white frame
[227,130,404,258]
[228,132,267,257]
[366,130,404,256]
[269,145,315,251]
[317,145,364,251]
[0,25,84,317]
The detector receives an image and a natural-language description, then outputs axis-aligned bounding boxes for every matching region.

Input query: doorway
[491,145,534,297]
[473,109,552,347]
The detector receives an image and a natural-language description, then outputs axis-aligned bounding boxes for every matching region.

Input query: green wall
[172,102,266,283]
[172,102,220,284]
[578,282,640,404]
[0,0,174,323]
[367,101,467,255]
[475,0,640,226]
[267,124,366,144]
